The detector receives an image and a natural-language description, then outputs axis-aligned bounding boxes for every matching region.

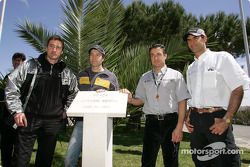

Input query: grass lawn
[113,124,250,167]
[1,123,250,167]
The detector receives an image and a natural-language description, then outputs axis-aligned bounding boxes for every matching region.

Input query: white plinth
[82,114,112,167]
[67,91,127,167]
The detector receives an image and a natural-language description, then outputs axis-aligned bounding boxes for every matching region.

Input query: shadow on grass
[52,151,65,167]
[29,151,65,167]
[114,149,142,155]
[241,149,250,164]
[182,132,191,142]
[113,124,191,146]
[57,127,74,142]
[113,124,144,146]
[242,159,250,164]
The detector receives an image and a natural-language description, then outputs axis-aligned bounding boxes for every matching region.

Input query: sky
[0,0,250,75]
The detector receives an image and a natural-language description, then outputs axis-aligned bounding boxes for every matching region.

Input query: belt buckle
[209,107,214,113]
[204,107,213,113]
[198,107,213,114]
[197,109,203,114]
[157,115,164,120]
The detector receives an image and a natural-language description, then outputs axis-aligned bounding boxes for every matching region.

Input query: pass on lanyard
[151,69,167,100]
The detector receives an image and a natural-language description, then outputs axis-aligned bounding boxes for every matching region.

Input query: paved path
[232,124,250,149]
[183,124,250,149]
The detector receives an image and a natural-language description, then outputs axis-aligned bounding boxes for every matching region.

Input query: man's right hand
[119,88,133,103]
[14,113,27,127]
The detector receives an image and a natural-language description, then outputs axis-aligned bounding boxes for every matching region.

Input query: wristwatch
[223,116,231,124]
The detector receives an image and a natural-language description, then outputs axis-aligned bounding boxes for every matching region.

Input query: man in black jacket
[5,35,78,167]
[0,53,26,167]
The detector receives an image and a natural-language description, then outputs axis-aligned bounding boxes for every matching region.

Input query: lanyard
[151,68,167,99]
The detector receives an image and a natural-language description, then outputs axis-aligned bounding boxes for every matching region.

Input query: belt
[190,107,224,114]
[146,113,177,121]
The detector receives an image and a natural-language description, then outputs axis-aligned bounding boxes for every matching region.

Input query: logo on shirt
[207,68,215,71]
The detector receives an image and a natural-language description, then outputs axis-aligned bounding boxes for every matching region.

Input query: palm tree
[15,0,125,74]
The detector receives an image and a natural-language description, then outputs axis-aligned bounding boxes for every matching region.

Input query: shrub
[234,106,250,125]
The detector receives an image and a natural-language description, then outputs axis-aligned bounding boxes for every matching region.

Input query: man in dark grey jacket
[5,35,78,167]
[64,44,119,167]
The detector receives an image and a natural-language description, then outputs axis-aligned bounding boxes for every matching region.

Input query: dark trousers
[225,125,241,167]
[190,110,240,167]
[11,116,64,167]
[1,123,17,167]
[142,113,178,167]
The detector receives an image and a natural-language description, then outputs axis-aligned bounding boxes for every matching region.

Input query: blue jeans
[65,121,83,167]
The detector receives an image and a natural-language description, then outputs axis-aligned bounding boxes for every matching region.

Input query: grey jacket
[5,56,78,115]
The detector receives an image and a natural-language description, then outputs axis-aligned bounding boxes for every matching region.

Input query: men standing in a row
[64,45,119,167]
[184,28,249,167]
[121,44,190,167]
[0,53,26,167]
[5,35,78,167]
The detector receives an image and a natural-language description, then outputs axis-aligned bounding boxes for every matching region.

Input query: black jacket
[5,53,78,119]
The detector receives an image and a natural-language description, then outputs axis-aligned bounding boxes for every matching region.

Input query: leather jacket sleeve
[62,67,79,110]
[5,59,78,115]
[5,61,30,115]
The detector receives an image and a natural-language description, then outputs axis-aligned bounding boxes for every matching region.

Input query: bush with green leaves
[234,106,250,125]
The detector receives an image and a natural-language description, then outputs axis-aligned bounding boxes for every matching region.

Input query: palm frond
[81,0,126,71]
[117,44,151,91]
[15,19,54,53]
[60,0,86,73]
[60,0,125,73]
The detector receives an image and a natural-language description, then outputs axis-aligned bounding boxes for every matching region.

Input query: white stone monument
[67,91,127,167]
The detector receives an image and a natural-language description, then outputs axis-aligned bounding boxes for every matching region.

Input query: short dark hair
[149,44,166,54]
[12,52,26,61]
[47,35,64,50]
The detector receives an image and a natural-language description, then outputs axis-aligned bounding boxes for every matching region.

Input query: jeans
[64,121,83,167]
